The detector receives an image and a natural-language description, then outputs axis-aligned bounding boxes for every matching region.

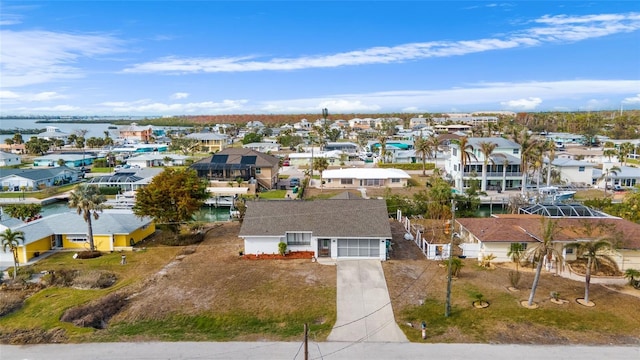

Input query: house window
[578,166,585,172]
[341,179,353,185]
[511,242,527,250]
[513,149,520,155]
[255,168,261,174]
[452,148,458,156]
[67,234,87,243]
[286,232,311,245]
[565,247,574,255]
[391,178,401,183]
[363,179,384,186]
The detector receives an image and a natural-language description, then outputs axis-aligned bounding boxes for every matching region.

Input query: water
[0,117,151,143]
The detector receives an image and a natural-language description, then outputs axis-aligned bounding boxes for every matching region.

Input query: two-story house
[185,133,230,153]
[446,137,522,191]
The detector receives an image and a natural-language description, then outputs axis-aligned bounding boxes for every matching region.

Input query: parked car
[282,159,290,166]
[290,177,300,187]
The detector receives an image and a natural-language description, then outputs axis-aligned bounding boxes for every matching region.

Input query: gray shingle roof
[239,199,391,238]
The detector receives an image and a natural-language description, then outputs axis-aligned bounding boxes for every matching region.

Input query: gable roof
[239,199,391,238]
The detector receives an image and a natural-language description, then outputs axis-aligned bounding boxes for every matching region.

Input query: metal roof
[519,203,616,218]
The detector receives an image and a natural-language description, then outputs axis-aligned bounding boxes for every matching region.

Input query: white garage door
[337,238,380,258]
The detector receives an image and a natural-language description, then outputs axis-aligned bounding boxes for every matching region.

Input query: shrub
[7,266,35,282]
[98,187,120,195]
[278,242,287,256]
[508,270,521,289]
[42,269,78,287]
[76,251,102,259]
[0,291,25,317]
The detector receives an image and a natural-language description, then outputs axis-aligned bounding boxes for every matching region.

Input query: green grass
[0,183,78,199]
[400,286,639,343]
[258,190,287,199]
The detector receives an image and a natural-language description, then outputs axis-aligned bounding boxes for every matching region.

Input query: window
[255,167,261,174]
[511,242,527,250]
[565,247,574,254]
[340,178,353,185]
[286,232,311,245]
[513,149,520,155]
[67,234,87,243]
[452,148,457,156]
[578,166,585,172]
[391,178,401,183]
[363,179,384,186]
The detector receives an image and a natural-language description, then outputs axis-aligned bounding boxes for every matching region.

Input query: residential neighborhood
[1,111,640,347]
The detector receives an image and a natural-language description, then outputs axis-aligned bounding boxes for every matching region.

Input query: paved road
[3,342,638,360]
[328,260,407,343]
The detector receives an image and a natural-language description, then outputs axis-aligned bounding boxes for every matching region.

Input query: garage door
[337,238,380,258]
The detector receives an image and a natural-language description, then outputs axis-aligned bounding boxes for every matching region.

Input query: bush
[75,251,102,259]
[42,269,79,287]
[7,266,35,282]
[60,292,129,329]
[98,186,120,195]
[0,291,25,317]
[378,163,435,171]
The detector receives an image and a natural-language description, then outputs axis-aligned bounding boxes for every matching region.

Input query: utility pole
[304,323,309,360]
[445,198,455,317]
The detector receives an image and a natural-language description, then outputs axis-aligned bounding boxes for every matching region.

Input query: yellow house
[185,133,229,153]
[4,210,155,265]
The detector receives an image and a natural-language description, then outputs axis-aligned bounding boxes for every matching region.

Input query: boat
[528,186,576,204]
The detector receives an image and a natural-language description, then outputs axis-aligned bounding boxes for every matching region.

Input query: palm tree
[455,137,477,191]
[603,148,617,162]
[545,140,557,187]
[624,269,640,288]
[525,218,562,307]
[377,136,387,164]
[313,157,329,191]
[598,166,621,194]
[507,242,525,273]
[511,130,540,194]
[414,136,432,176]
[1,228,26,280]
[68,184,106,252]
[565,238,615,305]
[478,141,497,192]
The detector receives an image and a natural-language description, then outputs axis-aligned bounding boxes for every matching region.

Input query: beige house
[118,123,153,142]
[456,214,640,272]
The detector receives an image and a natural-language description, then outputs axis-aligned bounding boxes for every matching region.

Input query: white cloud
[98,99,248,114]
[622,94,640,104]
[171,92,189,100]
[500,97,543,110]
[0,90,20,99]
[123,12,640,74]
[0,30,123,87]
[31,105,80,112]
[0,90,67,103]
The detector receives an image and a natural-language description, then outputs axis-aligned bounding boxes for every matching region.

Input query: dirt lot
[383,220,640,344]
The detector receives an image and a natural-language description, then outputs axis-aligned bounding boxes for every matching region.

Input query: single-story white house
[126,153,189,168]
[322,168,411,188]
[0,166,82,191]
[288,151,343,166]
[242,142,281,153]
[0,151,21,167]
[546,158,595,186]
[593,164,640,189]
[238,199,392,261]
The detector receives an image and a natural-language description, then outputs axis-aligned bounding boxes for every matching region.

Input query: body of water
[0,118,149,143]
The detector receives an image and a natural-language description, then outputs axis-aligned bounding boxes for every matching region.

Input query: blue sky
[1,1,640,116]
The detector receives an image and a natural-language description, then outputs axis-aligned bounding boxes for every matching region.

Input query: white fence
[396,209,450,260]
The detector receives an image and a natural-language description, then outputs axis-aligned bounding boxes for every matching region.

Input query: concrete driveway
[328,260,408,343]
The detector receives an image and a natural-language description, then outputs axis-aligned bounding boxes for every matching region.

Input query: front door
[318,238,331,257]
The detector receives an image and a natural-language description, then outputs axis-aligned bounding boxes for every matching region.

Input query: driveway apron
[328,260,408,342]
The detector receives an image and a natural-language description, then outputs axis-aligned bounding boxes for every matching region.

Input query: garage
[337,238,381,258]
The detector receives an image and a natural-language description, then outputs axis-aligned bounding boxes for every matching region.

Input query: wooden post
[304,323,309,360]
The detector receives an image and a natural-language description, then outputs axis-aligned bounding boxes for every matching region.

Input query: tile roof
[457,216,640,249]
[239,199,391,238]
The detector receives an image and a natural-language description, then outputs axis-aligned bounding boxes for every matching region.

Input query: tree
[68,185,107,252]
[624,269,640,288]
[3,204,42,221]
[414,135,432,176]
[325,128,342,142]
[25,137,51,155]
[242,132,263,145]
[1,229,25,280]
[525,218,562,307]
[545,140,556,187]
[313,157,329,191]
[133,168,209,234]
[507,242,525,273]
[377,136,387,164]
[12,133,24,145]
[454,137,476,191]
[511,129,540,193]
[169,136,200,155]
[478,141,497,192]
[598,166,621,194]
[565,238,616,305]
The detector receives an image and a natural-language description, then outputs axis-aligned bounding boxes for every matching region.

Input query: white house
[0,167,82,191]
[238,199,392,261]
[126,153,189,168]
[547,158,595,186]
[0,151,21,167]
[446,137,522,190]
[594,164,640,189]
[322,168,410,189]
[36,126,70,142]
